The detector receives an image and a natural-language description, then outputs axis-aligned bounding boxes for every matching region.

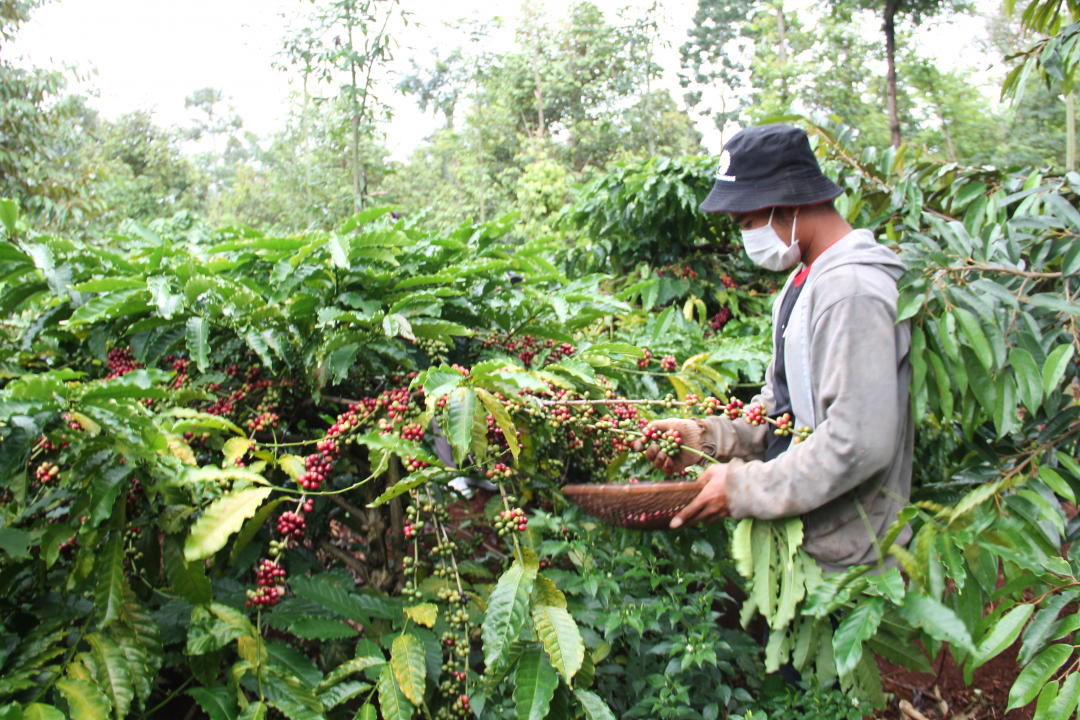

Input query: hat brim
[699,174,844,214]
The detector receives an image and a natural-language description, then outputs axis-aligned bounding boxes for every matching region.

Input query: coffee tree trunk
[884,0,902,148]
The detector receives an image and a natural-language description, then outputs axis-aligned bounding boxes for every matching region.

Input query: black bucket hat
[699,124,843,214]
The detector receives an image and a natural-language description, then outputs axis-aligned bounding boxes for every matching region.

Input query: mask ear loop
[790,208,799,249]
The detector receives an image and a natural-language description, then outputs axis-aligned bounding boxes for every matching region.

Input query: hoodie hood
[806,228,906,283]
[779,228,908,432]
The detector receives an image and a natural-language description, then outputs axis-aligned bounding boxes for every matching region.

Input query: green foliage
[1003,0,1080,100]
[754,681,866,720]
[0,1,100,226]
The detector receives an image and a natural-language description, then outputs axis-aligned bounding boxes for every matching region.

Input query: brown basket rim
[562,481,705,496]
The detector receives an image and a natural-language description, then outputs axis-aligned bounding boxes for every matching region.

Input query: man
[635,124,913,571]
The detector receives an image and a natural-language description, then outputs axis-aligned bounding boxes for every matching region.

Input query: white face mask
[740,207,802,272]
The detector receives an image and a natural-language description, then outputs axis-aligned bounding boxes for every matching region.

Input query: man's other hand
[670,463,729,528]
[631,419,704,475]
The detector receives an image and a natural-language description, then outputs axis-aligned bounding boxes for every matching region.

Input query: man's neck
[799,212,854,267]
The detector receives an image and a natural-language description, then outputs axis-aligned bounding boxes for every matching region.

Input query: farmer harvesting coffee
[635,124,913,571]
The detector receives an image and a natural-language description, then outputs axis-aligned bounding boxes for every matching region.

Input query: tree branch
[329,493,369,522]
[320,540,371,582]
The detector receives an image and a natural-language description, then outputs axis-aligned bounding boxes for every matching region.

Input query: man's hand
[631,419,704,475]
[670,463,729,528]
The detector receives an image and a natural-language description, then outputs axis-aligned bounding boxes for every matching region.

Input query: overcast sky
[11,0,998,161]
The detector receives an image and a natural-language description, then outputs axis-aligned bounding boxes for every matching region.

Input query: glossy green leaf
[993,371,1018,438]
[1057,451,1080,480]
[1045,672,1080,720]
[95,532,127,628]
[898,592,975,654]
[482,549,539,676]
[115,584,163,703]
[404,604,438,628]
[376,664,414,720]
[533,604,585,683]
[514,646,559,720]
[290,574,373,626]
[318,655,386,690]
[88,633,135,720]
[187,687,238,720]
[1010,346,1045,412]
[1035,679,1060,719]
[1044,344,1075,397]
[56,679,112,720]
[974,603,1033,669]
[0,528,30,560]
[288,617,358,641]
[952,307,993,371]
[0,198,18,237]
[164,534,212,605]
[1010,643,1073,711]
[22,705,65,720]
[1040,467,1076,503]
[184,487,274,562]
[446,387,477,466]
[575,689,617,720]
[575,649,595,690]
[1022,591,1080,666]
[354,706,377,720]
[186,316,209,372]
[390,633,426,707]
[833,597,884,676]
[731,518,753,579]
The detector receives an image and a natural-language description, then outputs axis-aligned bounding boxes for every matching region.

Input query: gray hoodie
[700,229,913,572]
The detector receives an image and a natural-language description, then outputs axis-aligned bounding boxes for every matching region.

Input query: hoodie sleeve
[695,360,774,463]
[723,294,902,519]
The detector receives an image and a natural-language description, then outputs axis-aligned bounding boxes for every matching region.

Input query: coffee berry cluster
[638,347,653,368]
[105,346,140,379]
[485,462,513,480]
[660,355,678,372]
[403,503,427,540]
[416,336,450,362]
[35,461,59,484]
[658,428,682,456]
[276,510,306,540]
[247,411,279,433]
[400,423,425,442]
[494,507,527,536]
[400,555,423,601]
[437,627,472,720]
[403,456,428,473]
[544,342,575,363]
[247,559,287,607]
[719,398,812,440]
[701,396,724,415]
[642,426,683,456]
[298,438,340,491]
[742,405,765,426]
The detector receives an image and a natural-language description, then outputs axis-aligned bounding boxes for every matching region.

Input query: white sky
[10,0,1002,161]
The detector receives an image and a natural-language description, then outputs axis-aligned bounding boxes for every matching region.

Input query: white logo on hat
[715,150,736,182]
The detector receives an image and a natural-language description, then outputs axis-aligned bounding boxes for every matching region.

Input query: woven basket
[562,481,706,530]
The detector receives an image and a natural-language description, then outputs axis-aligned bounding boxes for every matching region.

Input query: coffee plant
[0,186,774,720]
